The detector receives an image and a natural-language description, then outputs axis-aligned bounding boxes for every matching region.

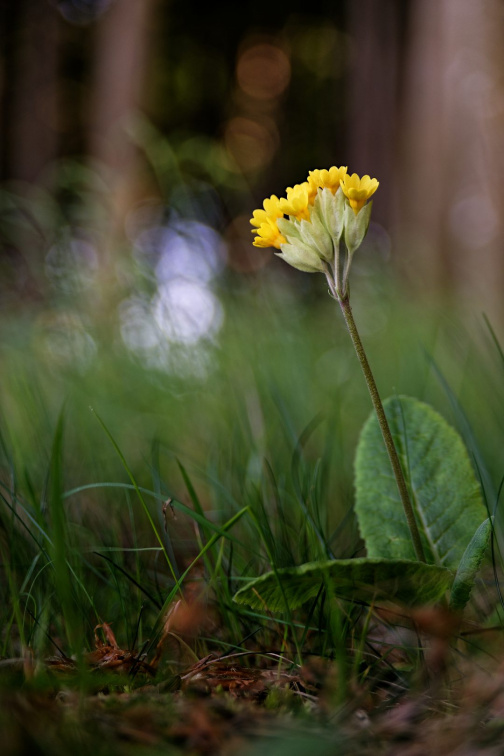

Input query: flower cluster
[250,167,379,284]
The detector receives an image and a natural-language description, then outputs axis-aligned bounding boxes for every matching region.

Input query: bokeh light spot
[224,117,278,173]
[152,279,223,345]
[236,43,291,100]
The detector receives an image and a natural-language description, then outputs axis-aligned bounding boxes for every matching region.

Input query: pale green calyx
[276,217,328,273]
[276,241,326,273]
[275,187,346,274]
[343,201,373,257]
[315,186,346,245]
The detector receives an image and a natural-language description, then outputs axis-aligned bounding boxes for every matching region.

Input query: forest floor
[3,612,504,756]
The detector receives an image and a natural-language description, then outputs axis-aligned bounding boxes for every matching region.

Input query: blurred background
[1,0,504,594]
[4,0,504,313]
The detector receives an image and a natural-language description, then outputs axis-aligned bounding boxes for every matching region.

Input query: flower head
[279,183,311,220]
[340,173,379,215]
[308,166,348,198]
[249,166,377,275]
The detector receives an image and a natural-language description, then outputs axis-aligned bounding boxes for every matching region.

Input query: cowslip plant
[236,167,490,614]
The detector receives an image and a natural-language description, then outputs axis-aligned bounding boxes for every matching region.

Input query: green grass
[0,263,503,753]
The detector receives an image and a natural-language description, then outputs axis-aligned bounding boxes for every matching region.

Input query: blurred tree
[398,0,504,327]
[1,0,59,183]
[1,0,504,325]
[347,0,408,228]
[88,0,157,265]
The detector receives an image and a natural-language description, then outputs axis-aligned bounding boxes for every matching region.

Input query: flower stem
[329,281,426,562]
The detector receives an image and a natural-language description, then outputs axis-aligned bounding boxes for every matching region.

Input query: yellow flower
[250,194,283,228]
[308,166,348,198]
[279,182,311,220]
[339,173,379,214]
[250,194,286,249]
[252,218,286,249]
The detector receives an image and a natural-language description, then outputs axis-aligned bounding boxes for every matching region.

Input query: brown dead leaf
[94,622,119,649]
[45,656,77,675]
[179,655,312,700]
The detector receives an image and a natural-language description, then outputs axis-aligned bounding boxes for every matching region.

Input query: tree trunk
[4,0,59,184]
[346,0,404,228]
[88,0,157,270]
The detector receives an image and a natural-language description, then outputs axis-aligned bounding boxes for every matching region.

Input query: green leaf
[233,558,453,611]
[449,518,492,611]
[355,396,486,568]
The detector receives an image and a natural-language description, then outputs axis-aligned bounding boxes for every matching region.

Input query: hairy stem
[325,268,426,562]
